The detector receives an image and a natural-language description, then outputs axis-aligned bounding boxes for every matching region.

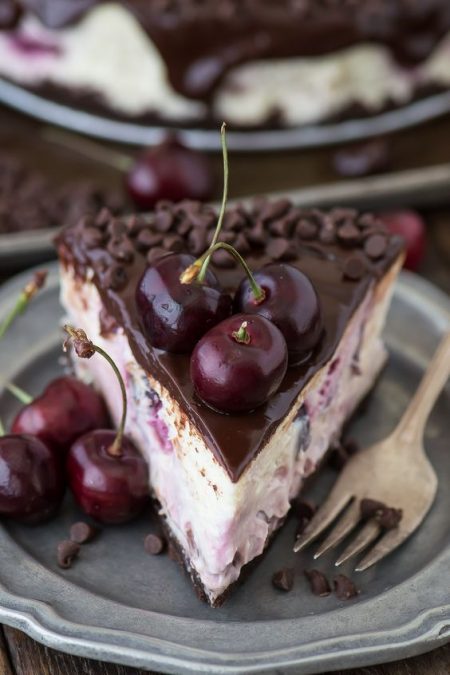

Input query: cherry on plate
[234,263,323,365]
[191,313,288,413]
[136,252,232,353]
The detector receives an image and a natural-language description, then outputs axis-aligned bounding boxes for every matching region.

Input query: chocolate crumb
[70,521,98,545]
[304,569,331,597]
[272,568,294,592]
[291,498,316,536]
[334,574,359,600]
[144,533,166,556]
[57,540,80,569]
[360,499,403,530]
[378,507,403,530]
[360,498,386,520]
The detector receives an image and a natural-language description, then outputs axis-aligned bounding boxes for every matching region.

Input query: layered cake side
[56,201,403,605]
[1,2,450,128]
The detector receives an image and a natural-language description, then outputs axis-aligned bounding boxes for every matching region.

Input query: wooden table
[0,104,449,675]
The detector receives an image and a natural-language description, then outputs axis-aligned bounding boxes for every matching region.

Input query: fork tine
[355,528,409,572]
[335,521,380,566]
[313,501,361,559]
[293,493,351,553]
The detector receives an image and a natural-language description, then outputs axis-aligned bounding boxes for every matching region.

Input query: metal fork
[294,332,450,572]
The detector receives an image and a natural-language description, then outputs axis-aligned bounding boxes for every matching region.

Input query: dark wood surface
[0,104,449,675]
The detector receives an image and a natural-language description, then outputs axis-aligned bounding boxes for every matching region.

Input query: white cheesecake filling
[60,260,399,604]
[1,4,450,126]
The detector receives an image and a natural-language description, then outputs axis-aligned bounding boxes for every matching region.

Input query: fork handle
[395,332,450,445]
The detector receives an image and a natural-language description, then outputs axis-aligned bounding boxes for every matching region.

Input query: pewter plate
[0,264,449,674]
[2,78,450,152]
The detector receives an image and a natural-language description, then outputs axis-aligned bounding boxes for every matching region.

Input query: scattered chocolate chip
[333,139,389,178]
[234,233,250,254]
[154,210,173,233]
[343,254,367,280]
[163,234,184,252]
[360,498,386,520]
[272,568,295,592]
[101,264,128,291]
[125,214,146,237]
[224,210,245,232]
[319,221,337,244]
[246,220,266,247]
[57,540,80,569]
[147,246,169,265]
[81,227,104,250]
[259,198,291,222]
[378,507,403,530]
[266,237,297,261]
[144,533,165,556]
[95,207,113,229]
[70,521,98,544]
[364,233,388,260]
[135,228,163,252]
[107,218,127,239]
[304,569,331,597]
[297,219,318,240]
[333,574,359,600]
[176,218,193,237]
[337,222,361,247]
[212,248,236,268]
[107,236,135,263]
[269,216,294,238]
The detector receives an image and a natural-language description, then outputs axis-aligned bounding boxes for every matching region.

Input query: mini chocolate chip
[247,220,266,247]
[266,237,297,261]
[330,208,358,224]
[82,227,104,250]
[107,218,128,239]
[259,198,291,222]
[126,214,147,237]
[147,247,169,264]
[269,217,294,238]
[360,498,386,520]
[107,236,134,263]
[358,213,383,230]
[95,207,112,228]
[188,227,207,255]
[223,210,245,232]
[154,210,173,233]
[163,234,184,252]
[334,574,359,600]
[272,568,294,592]
[101,264,128,291]
[176,218,193,237]
[337,222,361,247]
[297,220,318,240]
[144,533,165,555]
[70,521,98,544]
[234,233,250,254]
[57,540,80,569]
[319,222,337,244]
[378,507,403,530]
[304,569,331,597]
[343,254,367,280]
[135,229,163,252]
[212,248,236,268]
[333,139,389,178]
[364,233,388,259]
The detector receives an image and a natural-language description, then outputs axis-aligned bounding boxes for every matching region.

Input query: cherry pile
[136,125,323,413]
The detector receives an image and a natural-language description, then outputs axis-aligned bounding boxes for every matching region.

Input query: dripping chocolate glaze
[56,200,403,481]
[4,1,450,100]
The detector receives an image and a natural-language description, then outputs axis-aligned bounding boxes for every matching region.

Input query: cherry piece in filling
[126,137,215,210]
[64,326,149,524]
[0,426,65,524]
[136,253,232,353]
[234,263,323,365]
[191,314,288,413]
[11,376,108,455]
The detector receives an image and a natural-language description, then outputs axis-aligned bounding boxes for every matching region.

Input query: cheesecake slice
[56,200,403,606]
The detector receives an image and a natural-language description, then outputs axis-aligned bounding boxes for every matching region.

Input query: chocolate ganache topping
[56,200,403,481]
[3,1,450,100]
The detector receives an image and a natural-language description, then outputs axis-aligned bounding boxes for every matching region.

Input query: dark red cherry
[136,253,232,353]
[191,314,288,413]
[126,138,215,210]
[67,430,149,524]
[11,376,108,455]
[234,263,323,365]
[0,434,65,524]
[380,210,426,271]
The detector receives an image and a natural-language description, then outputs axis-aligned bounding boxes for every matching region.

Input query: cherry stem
[42,127,132,173]
[232,321,251,345]
[181,242,265,303]
[0,270,47,340]
[63,325,127,457]
[197,122,228,283]
[0,419,5,437]
[5,382,33,405]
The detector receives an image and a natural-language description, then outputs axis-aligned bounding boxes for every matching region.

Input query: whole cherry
[234,263,323,365]
[11,376,108,455]
[191,314,288,413]
[64,326,149,524]
[126,137,215,210]
[0,422,65,524]
[136,252,232,353]
[379,210,426,271]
